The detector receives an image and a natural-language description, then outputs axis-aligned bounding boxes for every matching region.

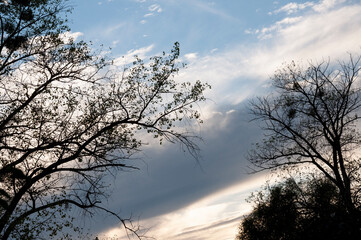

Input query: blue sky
[69,0,297,58]
[66,0,361,239]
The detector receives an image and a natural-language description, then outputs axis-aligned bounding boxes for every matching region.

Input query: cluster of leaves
[1,0,69,72]
[237,177,360,240]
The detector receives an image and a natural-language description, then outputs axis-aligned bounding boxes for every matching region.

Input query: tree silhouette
[237,178,356,240]
[249,56,361,221]
[0,0,209,239]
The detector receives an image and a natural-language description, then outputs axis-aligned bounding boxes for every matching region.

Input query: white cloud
[274,2,315,14]
[258,16,303,39]
[140,3,162,22]
[272,4,361,59]
[312,0,346,12]
[274,0,347,15]
[149,4,162,13]
[244,28,260,35]
[97,0,113,5]
[114,45,154,66]
[144,12,154,17]
[184,52,198,61]
[176,3,361,108]
[102,22,125,36]
[191,0,240,23]
[111,40,119,46]
[59,31,83,43]
[99,173,270,240]
[176,51,254,105]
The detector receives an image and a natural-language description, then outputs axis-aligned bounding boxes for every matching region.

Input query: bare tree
[249,55,361,219]
[0,0,209,239]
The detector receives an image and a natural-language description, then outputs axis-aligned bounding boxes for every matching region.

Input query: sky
[66,0,361,239]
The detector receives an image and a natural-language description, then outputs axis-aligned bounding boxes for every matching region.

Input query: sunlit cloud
[60,31,83,43]
[99,173,270,240]
[184,52,198,62]
[258,16,303,39]
[312,0,347,12]
[273,1,315,14]
[143,12,154,17]
[149,4,162,13]
[273,0,347,15]
[102,22,125,36]
[140,3,162,23]
[177,2,361,109]
[114,45,154,66]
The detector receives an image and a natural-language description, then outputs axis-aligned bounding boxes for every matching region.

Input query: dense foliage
[237,178,360,240]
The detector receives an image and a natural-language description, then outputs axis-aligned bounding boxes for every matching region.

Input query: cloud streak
[100,172,270,240]
[189,0,241,23]
[273,1,314,14]
[114,44,154,65]
[178,1,361,107]
[273,0,346,15]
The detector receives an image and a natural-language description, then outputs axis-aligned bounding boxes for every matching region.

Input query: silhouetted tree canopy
[0,0,209,239]
[249,56,361,221]
[236,178,359,240]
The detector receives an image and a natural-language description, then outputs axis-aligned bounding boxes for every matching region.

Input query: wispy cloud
[114,44,154,65]
[273,0,347,15]
[97,0,114,5]
[59,31,84,43]
[312,0,347,12]
[273,1,315,14]
[258,16,303,39]
[102,22,125,35]
[190,0,241,23]
[178,2,361,106]
[99,173,269,240]
[140,3,163,23]
[184,52,198,62]
[143,12,154,17]
[149,4,162,13]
